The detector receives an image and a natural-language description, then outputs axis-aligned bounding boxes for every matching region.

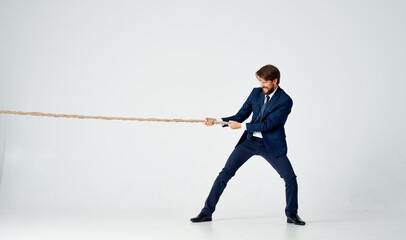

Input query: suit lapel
[251,92,264,123]
[257,93,265,113]
[253,87,281,122]
[264,87,281,115]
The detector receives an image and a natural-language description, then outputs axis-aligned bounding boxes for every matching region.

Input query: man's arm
[205,88,256,128]
[246,98,293,132]
[204,118,243,130]
[221,88,255,126]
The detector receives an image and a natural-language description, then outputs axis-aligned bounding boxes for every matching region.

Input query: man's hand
[204,117,216,126]
[228,120,241,129]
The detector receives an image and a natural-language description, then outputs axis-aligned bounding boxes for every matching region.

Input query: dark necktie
[259,95,270,121]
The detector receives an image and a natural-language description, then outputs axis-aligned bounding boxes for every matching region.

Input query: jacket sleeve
[221,88,255,127]
[246,98,293,132]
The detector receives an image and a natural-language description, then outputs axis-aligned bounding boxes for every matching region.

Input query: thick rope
[0,110,229,125]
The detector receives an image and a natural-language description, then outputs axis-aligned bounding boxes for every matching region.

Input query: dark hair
[256,64,280,84]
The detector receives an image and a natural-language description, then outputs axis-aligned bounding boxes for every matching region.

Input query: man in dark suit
[191,65,305,225]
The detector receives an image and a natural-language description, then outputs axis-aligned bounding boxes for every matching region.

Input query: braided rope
[0,110,229,125]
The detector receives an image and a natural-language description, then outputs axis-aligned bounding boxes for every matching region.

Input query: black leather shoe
[287,214,306,225]
[190,212,212,223]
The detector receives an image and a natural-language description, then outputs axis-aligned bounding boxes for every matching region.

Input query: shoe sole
[287,219,306,225]
[191,218,212,223]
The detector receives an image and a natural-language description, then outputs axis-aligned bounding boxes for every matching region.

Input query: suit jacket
[222,87,293,157]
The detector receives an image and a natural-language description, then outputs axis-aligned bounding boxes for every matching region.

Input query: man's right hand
[204,117,216,126]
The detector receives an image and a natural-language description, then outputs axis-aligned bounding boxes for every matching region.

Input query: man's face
[258,76,278,95]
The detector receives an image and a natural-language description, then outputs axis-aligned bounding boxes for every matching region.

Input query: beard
[262,86,275,95]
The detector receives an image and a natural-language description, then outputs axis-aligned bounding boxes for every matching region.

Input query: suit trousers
[201,135,298,217]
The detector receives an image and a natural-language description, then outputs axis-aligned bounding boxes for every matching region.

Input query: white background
[0,0,406,238]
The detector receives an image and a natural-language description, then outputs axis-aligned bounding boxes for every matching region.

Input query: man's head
[256,64,280,95]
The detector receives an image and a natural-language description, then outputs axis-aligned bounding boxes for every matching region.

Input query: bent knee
[217,168,236,180]
[283,175,297,184]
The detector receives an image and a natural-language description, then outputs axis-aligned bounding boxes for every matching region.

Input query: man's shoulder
[246,87,262,98]
[278,87,293,105]
[252,87,262,93]
[251,87,264,96]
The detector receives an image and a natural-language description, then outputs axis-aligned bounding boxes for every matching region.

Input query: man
[190,64,305,225]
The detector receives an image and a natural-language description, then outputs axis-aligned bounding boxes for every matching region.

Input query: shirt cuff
[241,123,247,131]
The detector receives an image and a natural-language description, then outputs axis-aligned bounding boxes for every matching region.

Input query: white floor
[0,208,404,240]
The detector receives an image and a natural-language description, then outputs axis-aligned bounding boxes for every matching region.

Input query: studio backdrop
[0,0,405,216]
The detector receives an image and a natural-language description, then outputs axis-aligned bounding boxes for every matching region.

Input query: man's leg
[259,147,298,217]
[201,139,256,216]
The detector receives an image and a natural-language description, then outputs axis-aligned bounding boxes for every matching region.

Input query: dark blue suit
[201,87,299,217]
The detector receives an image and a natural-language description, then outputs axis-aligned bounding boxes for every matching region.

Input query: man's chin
[262,88,274,95]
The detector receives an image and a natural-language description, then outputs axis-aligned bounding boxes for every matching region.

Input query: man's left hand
[228,121,241,129]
